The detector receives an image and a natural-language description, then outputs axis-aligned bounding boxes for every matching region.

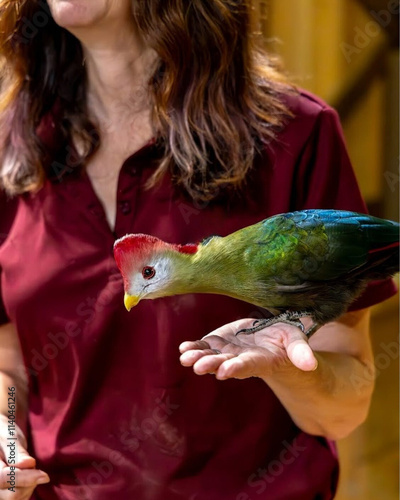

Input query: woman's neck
[80,24,157,124]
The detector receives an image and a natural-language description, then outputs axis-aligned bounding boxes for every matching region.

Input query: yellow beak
[124,293,140,311]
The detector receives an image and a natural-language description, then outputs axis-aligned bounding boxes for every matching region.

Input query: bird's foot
[304,323,320,337]
[235,311,319,338]
[236,318,305,336]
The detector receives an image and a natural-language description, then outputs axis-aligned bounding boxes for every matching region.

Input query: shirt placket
[114,158,144,240]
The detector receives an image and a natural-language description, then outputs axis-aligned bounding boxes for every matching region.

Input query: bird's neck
[169,238,247,300]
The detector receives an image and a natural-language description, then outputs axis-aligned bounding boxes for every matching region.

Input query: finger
[14,450,36,469]
[180,335,236,354]
[179,340,211,353]
[192,352,236,375]
[1,488,35,500]
[215,351,267,380]
[6,488,36,500]
[0,466,50,489]
[179,319,258,354]
[0,442,36,470]
[180,348,221,367]
[11,488,37,500]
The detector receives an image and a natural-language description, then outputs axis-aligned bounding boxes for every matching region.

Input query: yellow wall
[256,0,390,207]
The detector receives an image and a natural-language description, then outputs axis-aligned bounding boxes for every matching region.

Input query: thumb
[283,327,318,372]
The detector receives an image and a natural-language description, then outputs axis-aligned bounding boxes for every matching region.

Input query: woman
[0,1,395,499]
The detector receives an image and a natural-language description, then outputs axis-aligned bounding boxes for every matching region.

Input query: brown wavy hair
[0,0,291,201]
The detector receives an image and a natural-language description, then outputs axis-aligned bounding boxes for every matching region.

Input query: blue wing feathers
[284,210,399,251]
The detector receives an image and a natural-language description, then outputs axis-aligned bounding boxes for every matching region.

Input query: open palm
[179,318,318,380]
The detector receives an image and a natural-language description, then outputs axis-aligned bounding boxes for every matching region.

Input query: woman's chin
[47,0,98,30]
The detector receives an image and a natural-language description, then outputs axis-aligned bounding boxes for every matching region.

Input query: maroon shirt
[0,91,396,500]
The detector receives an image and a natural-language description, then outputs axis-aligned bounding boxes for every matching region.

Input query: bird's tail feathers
[352,245,399,281]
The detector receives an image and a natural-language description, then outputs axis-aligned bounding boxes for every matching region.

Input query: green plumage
[188,211,398,313]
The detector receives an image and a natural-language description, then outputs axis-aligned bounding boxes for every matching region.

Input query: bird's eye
[142,266,156,280]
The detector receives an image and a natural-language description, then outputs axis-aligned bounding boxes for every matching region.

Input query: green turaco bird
[114,210,399,337]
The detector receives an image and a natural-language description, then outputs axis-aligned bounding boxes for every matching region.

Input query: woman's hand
[179,318,318,380]
[0,415,49,499]
[180,310,374,440]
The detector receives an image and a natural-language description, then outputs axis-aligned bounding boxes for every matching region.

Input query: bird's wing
[305,210,399,279]
[245,210,399,285]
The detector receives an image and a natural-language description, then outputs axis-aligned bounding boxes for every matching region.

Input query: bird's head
[113,234,198,311]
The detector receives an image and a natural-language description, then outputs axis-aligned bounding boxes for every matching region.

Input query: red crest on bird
[114,234,198,276]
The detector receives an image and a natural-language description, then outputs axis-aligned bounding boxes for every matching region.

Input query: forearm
[0,323,29,433]
[262,349,374,440]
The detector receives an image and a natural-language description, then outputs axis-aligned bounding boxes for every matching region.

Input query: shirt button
[119,201,131,215]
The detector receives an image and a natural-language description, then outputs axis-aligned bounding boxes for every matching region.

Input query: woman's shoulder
[282,88,334,119]
[274,88,343,151]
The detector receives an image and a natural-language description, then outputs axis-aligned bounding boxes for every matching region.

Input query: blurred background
[254,1,399,498]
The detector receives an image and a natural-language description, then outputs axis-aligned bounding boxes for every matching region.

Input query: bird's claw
[235,312,318,336]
